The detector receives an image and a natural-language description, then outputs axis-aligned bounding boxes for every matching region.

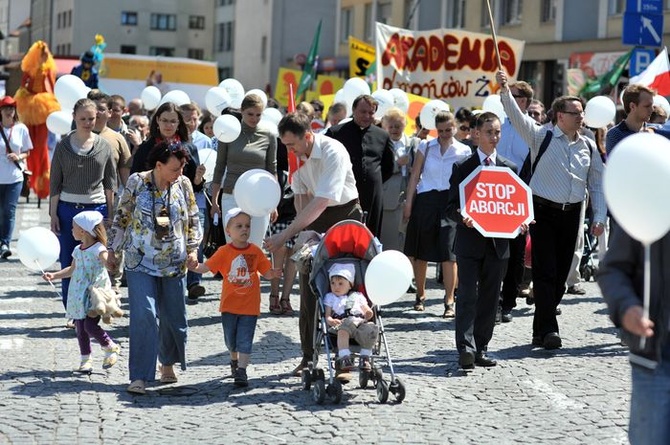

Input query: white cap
[73,210,104,236]
[224,207,248,228]
[328,263,355,285]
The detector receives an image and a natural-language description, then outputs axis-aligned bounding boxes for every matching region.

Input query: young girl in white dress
[43,211,120,372]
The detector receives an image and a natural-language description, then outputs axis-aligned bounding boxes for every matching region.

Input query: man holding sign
[447,112,519,370]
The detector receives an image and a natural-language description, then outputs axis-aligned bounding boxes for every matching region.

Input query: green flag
[296,20,322,98]
[580,49,632,98]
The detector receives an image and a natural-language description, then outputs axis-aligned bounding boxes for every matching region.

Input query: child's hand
[270,268,283,279]
[42,272,54,282]
[328,318,341,328]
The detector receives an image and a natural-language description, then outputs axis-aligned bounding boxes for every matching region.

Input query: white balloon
[160,90,191,107]
[364,250,413,306]
[233,169,281,217]
[258,119,278,137]
[482,94,507,122]
[219,78,245,108]
[245,89,268,108]
[343,77,371,105]
[46,111,73,135]
[54,74,88,111]
[584,96,616,128]
[205,87,231,116]
[389,88,410,113]
[262,107,283,126]
[604,132,670,244]
[141,86,162,111]
[197,148,217,183]
[333,89,351,116]
[654,95,670,119]
[213,115,242,143]
[419,100,450,130]
[371,89,395,119]
[17,227,61,271]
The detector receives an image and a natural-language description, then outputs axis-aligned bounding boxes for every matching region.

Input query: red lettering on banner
[443,35,459,70]
[459,38,481,70]
[429,35,444,71]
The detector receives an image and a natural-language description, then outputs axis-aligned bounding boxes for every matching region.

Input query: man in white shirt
[265,112,362,376]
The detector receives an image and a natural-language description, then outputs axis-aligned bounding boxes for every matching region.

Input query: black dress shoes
[501,309,513,323]
[459,351,475,370]
[542,332,562,350]
[475,352,497,367]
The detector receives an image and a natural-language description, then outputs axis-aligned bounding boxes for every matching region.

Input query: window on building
[189,15,205,29]
[66,43,71,55]
[364,3,373,41]
[501,0,522,25]
[120,45,136,54]
[150,14,177,31]
[150,47,175,57]
[122,11,138,26]
[188,48,204,60]
[217,21,234,52]
[481,0,496,27]
[261,36,267,63]
[57,12,61,29]
[608,0,625,14]
[341,7,353,43]
[219,67,232,79]
[377,2,392,25]
[541,0,556,22]
[446,0,466,28]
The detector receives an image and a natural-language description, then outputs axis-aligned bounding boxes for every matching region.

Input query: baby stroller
[579,220,599,282]
[301,220,406,404]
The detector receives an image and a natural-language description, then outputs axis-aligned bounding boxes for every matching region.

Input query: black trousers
[500,233,526,310]
[530,200,582,338]
[455,244,507,354]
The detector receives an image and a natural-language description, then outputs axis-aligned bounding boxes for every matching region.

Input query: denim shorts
[221,313,258,354]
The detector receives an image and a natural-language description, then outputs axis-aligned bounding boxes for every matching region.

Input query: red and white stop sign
[458,166,533,238]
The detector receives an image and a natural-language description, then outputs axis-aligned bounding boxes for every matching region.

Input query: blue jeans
[186,207,206,289]
[629,342,670,444]
[126,270,188,382]
[221,313,257,354]
[0,181,22,247]
[56,201,107,309]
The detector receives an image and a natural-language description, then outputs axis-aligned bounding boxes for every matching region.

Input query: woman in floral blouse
[108,141,202,395]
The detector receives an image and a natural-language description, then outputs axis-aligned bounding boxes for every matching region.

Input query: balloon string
[36,260,63,300]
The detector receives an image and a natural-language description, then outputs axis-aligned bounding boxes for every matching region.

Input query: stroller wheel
[374,367,383,383]
[389,378,406,403]
[301,370,312,391]
[376,379,389,404]
[359,371,369,389]
[312,379,326,404]
[327,380,343,404]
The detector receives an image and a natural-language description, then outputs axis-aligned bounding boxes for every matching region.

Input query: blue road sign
[629,48,657,76]
[626,0,663,14]
[623,12,664,47]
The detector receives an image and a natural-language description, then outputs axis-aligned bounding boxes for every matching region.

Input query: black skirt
[403,189,456,262]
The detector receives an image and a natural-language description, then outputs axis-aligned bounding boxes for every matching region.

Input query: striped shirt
[501,90,606,224]
[49,133,116,202]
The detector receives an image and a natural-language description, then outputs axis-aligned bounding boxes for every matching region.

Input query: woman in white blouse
[403,111,471,317]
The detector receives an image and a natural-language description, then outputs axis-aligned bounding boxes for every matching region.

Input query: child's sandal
[269,294,282,315]
[279,298,293,315]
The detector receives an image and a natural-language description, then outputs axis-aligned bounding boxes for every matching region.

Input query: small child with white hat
[43,210,120,373]
[324,262,379,374]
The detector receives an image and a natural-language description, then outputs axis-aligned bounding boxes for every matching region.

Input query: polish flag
[630,48,670,96]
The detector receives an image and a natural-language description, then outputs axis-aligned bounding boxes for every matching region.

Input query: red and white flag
[630,48,670,96]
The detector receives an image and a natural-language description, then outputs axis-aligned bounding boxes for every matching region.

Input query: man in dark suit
[326,95,394,236]
[447,112,520,370]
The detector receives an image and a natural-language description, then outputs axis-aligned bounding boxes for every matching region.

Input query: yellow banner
[100,54,218,84]
[349,36,376,79]
[316,75,344,96]
[274,67,303,107]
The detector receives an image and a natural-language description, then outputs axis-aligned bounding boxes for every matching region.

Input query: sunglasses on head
[459,125,471,131]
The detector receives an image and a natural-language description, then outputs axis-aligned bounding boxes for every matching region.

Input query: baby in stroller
[324,263,379,374]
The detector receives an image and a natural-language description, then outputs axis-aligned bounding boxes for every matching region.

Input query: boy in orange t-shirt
[190,208,281,387]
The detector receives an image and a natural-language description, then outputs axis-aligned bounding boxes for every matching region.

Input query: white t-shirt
[415,137,471,194]
[324,291,368,319]
[0,123,33,185]
[292,133,358,206]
